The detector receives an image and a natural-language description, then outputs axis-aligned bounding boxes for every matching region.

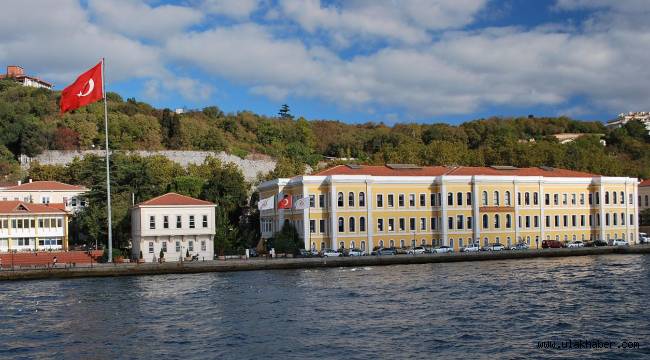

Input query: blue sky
[2,0,649,124]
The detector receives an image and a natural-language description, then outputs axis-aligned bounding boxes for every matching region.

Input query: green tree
[272,221,302,255]
[278,104,293,119]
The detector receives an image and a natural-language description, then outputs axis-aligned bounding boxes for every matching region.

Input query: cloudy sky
[1,0,649,123]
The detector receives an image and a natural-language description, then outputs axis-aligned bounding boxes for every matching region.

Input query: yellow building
[257,164,639,253]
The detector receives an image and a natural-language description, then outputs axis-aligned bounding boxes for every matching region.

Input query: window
[420,218,426,230]
[448,192,453,206]
[189,215,195,229]
[457,192,463,206]
[494,191,500,206]
[162,242,167,252]
[546,216,550,228]
[388,194,394,207]
[201,240,206,251]
[620,191,624,204]
[377,194,383,207]
[202,215,208,228]
[613,213,617,226]
[545,193,550,206]
[319,194,325,208]
[448,217,454,230]
[572,215,577,227]
[505,191,511,206]
[580,215,586,227]
[176,216,182,228]
[310,220,316,233]
[467,216,473,229]
[71,197,77,206]
[605,213,610,226]
[518,192,522,205]
[482,191,488,206]
[399,218,405,231]
[409,194,416,207]
[360,217,366,232]
[399,194,405,207]
[409,218,416,231]
[338,192,344,207]
[595,192,600,205]
[605,192,610,205]
[149,216,155,229]
[431,217,437,230]
[378,219,384,232]
[506,214,513,228]
[482,214,489,229]
[338,217,344,232]
[630,214,634,225]
[431,193,437,206]
[525,192,530,206]
[534,216,539,228]
[349,192,355,207]
[189,241,194,252]
[525,216,530,228]
[349,217,356,232]
[388,219,395,232]
[533,192,539,205]
[554,194,559,206]
[562,194,568,205]
[41,196,50,204]
[580,194,585,205]
[613,192,617,204]
[359,192,365,207]
[175,241,181,252]
[589,193,593,205]
[563,215,568,227]
[467,192,472,206]
[319,219,325,233]
[457,215,464,230]
[309,195,315,208]
[149,242,154,253]
[494,214,500,229]
[420,193,426,207]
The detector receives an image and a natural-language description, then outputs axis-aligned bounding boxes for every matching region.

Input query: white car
[482,243,505,251]
[639,233,649,244]
[321,249,341,257]
[407,246,427,255]
[567,241,584,248]
[461,243,480,252]
[612,239,628,246]
[432,246,453,254]
[347,248,365,256]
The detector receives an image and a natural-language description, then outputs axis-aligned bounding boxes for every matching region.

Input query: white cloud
[87,0,203,41]
[144,76,214,102]
[201,0,264,18]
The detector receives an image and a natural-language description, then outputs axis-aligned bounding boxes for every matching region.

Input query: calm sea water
[1,255,649,359]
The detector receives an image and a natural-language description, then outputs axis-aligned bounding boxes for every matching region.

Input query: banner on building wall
[294,196,310,210]
[257,196,275,210]
[277,194,293,209]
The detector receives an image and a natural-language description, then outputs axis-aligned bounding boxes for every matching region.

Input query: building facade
[258,165,639,253]
[0,180,88,213]
[0,201,69,252]
[639,179,650,212]
[0,65,53,89]
[131,193,216,263]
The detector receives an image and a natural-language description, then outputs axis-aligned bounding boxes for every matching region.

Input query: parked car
[407,246,427,255]
[321,249,341,257]
[481,243,505,251]
[510,242,529,250]
[585,239,608,247]
[461,243,480,252]
[378,247,398,255]
[432,246,453,254]
[347,248,365,256]
[542,240,564,249]
[638,233,648,244]
[296,249,311,257]
[612,239,628,246]
[309,249,320,256]
[566,241,584,248]
[248,248,258,257]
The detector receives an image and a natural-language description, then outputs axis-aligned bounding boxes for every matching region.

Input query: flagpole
[102,57,113,263]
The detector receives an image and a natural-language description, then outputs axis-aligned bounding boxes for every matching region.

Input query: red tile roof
[137,193,214,207]
[0,201,67,214]
[313,165,598,178]
[640,179,650,187]
[4,181,87,191]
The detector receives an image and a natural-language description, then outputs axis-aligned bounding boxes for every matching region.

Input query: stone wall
[22,150,277,182]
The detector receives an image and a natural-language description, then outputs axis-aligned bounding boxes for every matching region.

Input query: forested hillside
[2,78,650,181]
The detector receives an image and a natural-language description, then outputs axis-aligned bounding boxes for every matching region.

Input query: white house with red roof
[0,201,69,252]
[131,193,216,263]
[0,180,88,212]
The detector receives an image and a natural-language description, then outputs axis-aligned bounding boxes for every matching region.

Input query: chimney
[6,65,24,77]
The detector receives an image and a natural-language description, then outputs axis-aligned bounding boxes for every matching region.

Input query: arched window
[338,217,344,232]
[482,191,488,206]
[533,192,539,205]
[337,192,344,207]
[361,241,366,251]
[379,240,384,248]
[494,191,500,206]
[400,239,405,248]
[505,191,511,206]
[320,241,325,250]
[448,192,454,206]
[359,217,366,232]
[359,192,365,207]
[350,240,356,249]
[483,214,489,229]
[506,214,512,228]
[349,217,356,232]
[621,212,625,225]
[494,214,500,229]
[457,192,463,206]
[524,192,530,205]
[348,192,355,207]
[613,192,617,204]
[389,240,395,248]
[339,241,345,249]
[605,191,610,204]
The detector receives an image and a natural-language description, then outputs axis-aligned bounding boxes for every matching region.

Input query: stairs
[0,250,103,268]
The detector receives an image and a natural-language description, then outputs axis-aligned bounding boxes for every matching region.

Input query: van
[542,240,563,249]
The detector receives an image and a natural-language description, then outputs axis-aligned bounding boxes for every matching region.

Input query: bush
[100,248,123,263]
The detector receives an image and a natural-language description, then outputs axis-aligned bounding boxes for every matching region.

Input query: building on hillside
[0,201,69,252]
[257,164,640,253]
[0,65,53,89]
[552,133,606,146]
[638,179,650,212]
[607,112,650,133]
[0,180,88,213]
[131,193,216,263]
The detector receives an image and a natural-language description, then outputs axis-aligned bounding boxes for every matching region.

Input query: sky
[1,0,649,124]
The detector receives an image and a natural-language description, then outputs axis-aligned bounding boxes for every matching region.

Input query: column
[440,177,448,246]
[329,179,338,250]
[302,183,310,250]
[365,179,373,254]
[472,177,479,244]
[599,182,606,241]
[514,181,520,243]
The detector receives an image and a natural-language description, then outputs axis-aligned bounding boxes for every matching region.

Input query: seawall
[1,246,649,281]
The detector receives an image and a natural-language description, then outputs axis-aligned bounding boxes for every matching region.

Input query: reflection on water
[1,255,649,359]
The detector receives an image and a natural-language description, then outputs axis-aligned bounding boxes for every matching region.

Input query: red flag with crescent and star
[60,61,103,113]
[278,194,293,209]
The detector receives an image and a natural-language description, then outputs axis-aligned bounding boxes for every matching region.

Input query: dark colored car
[542,240,564,249]
[378,247,397,255]
[296,249,311,258]
[584,239,608,247]
[248,248,258,257]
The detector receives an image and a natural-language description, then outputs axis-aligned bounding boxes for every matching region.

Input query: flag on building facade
[60,61,103,113]
[257,195,274,211]
[277,194,293,209]
[293,196,310,210]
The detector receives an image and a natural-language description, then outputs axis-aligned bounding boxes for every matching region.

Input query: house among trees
[0,180,88,213]
[131,193,216,263]
[0,65,52,90]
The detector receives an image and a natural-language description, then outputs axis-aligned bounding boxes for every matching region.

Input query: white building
[0,180,88,213]
[0,201,69,252]
[607,112,650,133]
[131,193,216,263]
[0,65,53,89]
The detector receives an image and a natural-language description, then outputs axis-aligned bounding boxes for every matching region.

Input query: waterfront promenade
[1,245,649,281]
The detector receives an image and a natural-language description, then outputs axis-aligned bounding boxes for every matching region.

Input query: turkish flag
[60,61,103,113]
[278,194,293,209]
